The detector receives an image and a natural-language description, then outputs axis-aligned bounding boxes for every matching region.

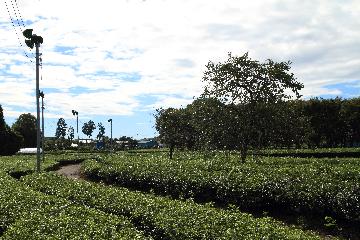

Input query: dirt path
[55,163,82,180]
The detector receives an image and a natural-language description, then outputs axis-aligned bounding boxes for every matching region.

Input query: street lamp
[72,110,79,143]
[108,118,112,149]
[23,29,43,172]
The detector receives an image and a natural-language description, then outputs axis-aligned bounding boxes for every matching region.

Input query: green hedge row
[81,153,360,223]
[0,171,147,239]
[22,172,324,239]
[261,148,360,158]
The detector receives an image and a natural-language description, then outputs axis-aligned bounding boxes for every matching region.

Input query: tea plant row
[22,172,324,240]
[0,171,147,239]
[81,153,360,223]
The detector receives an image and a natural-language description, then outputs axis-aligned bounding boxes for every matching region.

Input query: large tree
[12,113,37,147]
[97,122,105,140]
[0,105,23,155]
[82,120,96,139]
[67,126,75,142]
[202,52,303,162]
[55,118,67,139]
[155,107,194,159]
[187,98,228,151]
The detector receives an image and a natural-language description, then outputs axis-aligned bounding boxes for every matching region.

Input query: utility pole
[108,118,112,149]
[23,29,43,172]
[72,110,79,143]
[39,91,45,163]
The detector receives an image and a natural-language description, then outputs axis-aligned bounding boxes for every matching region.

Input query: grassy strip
[22,172,326,240]
[0,171,148,239]
[81,153,360,223]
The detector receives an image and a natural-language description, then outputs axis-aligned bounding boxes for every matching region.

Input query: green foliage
[82,120,96,139]
[97,122,105,140]
[67,126,75,141]
[0,171,146,239]
[0,105,23,155]
[81,152,360,223]
[0,153,95,176]
[202,52,303,104]
[115,136,138,150]
[0,126,23,156]
[0,105,6,131]
[304,97,360,148]
[12,113,37,148]
[22,172,322,239]
[55,118,67,139]
[155,53,305,161]
[155,108,194,159]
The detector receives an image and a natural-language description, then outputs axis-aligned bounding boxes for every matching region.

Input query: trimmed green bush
[23,173,325,239]
[81,152,360,223]
[0,171,147,239]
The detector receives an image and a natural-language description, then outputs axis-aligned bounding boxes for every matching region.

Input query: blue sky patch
[320,80,360,99]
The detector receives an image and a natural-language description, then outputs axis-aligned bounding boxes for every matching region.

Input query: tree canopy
[12,113,37,148]
[200,52,304,161]
[97,122,105,140]
[0,105,23,155]
[202,52,303,104]
[55,118,67,139]
[82,120,96,139]
[155,108,194,159]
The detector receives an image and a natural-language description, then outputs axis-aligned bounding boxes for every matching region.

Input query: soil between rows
[55,163,83,180]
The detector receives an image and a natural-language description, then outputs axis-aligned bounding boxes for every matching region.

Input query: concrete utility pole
[108,118,112,149]
[23,29,43,172]
[39,91,45,163]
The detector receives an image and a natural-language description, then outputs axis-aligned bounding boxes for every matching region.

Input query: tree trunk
[169,146,174,159]
[240,144,248,163]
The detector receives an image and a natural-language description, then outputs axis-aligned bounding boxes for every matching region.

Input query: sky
[0,0,359,139]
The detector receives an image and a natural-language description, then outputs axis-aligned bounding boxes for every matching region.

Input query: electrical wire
[13,0,26,28]
[12,0,35,58]
[4,0,34,63]
[9,0,23,30]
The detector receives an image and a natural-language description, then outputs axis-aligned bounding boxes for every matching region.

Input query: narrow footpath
[55,163,82,180]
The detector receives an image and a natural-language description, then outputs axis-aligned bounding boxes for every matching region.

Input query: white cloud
[0,0,359,121]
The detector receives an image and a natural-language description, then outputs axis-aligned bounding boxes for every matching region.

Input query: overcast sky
[0,0,359,139]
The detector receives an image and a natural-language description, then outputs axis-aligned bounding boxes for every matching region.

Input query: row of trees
[155,97,360,159]
[54,118,104,141]
[155,53,360,160]
[53,118,138,150]
[0,105,139,154]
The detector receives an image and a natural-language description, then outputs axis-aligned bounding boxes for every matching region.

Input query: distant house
[137,138,158,148]
[79,139,92,144]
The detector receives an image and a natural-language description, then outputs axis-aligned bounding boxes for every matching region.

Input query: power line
[10,0,23,31]
[4,0,33,63]
[12,0,35,58]
[13,0,26,28]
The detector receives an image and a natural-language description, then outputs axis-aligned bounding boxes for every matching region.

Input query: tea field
[0,149,359,239]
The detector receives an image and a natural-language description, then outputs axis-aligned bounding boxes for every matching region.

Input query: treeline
[0,105,30,156]
[155,97,360,158]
